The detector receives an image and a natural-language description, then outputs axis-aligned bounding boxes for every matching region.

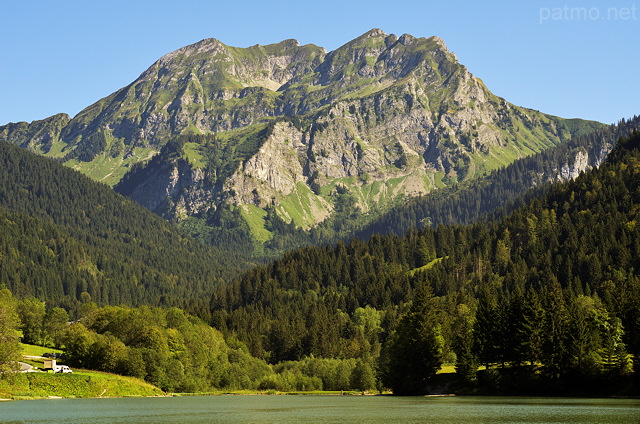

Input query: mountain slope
[1,30,604,256]
[0,140,245,312]
[236,116,639,255]
[357,116,640,239]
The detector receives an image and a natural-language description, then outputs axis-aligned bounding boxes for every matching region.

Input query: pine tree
[382,283,443,395]
[518,288,545,366]
[540,282,569,380]
[473,283,501,368]
[599,316,630,376]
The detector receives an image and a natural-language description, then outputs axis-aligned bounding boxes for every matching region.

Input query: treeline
[210,131,640,395]
[1,288,377,393]
[0,140,246,313]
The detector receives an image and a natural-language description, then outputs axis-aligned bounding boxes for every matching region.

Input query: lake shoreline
[4,389,640,402]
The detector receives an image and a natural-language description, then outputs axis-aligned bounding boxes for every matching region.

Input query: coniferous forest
[2,120,640,395]
[0,140,247,314]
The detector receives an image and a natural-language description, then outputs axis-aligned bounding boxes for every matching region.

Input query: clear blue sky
[1,0,638,125]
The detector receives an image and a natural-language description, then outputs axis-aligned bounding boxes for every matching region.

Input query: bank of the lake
[0,373,377,401]
[0,370,163,400]
[1,395,639,424]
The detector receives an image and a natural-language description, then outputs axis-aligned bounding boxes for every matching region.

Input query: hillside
[0,30,604,257]
[210,130,640,394]
[0,140,246,312]
[0,367,164,400]
[226,116,640,255]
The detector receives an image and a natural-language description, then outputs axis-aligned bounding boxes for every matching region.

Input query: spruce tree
[382,282,443,395]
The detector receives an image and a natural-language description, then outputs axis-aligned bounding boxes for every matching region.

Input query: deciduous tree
[0,287,20,372]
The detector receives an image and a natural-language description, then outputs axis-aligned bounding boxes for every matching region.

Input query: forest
[210,130,640,395]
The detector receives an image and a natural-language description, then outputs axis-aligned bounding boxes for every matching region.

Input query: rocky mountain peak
[397,33,415,45]
[272,38,300,48]
[360,28,387,39]
[150,38,229,69]
[427,35,447,48]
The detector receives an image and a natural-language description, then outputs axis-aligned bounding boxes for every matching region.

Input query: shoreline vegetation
[0,373,388,401]
[0,343,388,400]
[0,368,164,400]
[3,340,639,401]
[3,366,639,401]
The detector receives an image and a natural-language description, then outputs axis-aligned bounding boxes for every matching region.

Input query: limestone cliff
[552,144,611,183]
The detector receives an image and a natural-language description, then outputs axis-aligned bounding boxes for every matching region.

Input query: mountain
[0,140,246,313]
[0,30,604,256]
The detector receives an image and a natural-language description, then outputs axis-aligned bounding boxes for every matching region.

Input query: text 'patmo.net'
[540,5,637,24]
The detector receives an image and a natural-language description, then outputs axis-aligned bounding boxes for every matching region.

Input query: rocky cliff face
[1,29,605,233]
[120,159,212,219]
[227,122,307,204]
[557,149,591,182]
[553,144,611,183]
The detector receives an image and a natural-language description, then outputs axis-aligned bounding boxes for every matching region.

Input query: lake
[1,395,639,423]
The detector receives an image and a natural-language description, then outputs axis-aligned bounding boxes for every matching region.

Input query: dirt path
[18,362,33,372]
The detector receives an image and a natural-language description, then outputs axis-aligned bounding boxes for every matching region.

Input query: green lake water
[1,395,639,423]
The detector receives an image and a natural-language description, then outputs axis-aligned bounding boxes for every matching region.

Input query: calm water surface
[1,395,639,424]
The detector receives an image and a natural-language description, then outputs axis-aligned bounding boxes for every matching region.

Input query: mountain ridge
[0,30,605,256]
